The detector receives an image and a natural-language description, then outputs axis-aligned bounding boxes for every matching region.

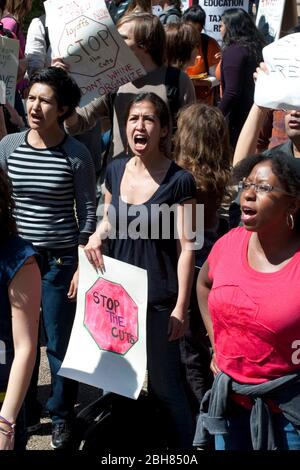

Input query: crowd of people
[1,0,300,453]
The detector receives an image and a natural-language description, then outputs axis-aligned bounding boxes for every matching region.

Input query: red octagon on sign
[84,278,138,355]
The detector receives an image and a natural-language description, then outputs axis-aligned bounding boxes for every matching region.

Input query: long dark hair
[221,8,265,62]
[0,167,17,243]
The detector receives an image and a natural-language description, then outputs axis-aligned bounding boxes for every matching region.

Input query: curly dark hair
[221,8,265,63]
[0,167,17,243]
[233,152,300,231]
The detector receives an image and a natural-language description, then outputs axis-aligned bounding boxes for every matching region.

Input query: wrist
[0,415,16,438]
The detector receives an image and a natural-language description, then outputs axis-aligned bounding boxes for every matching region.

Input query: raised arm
[233,103,269,166]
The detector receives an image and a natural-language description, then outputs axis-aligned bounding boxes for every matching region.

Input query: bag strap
[165,65,180,133]
[100,92,116,176]
[39,14,50,51]
[162,7,181,25]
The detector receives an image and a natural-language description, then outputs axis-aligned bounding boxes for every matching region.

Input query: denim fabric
[146,303,194,449]
[38,246,78,423]
[215,404,300,450]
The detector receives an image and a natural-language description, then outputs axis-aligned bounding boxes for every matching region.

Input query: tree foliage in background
[23,0,44,34]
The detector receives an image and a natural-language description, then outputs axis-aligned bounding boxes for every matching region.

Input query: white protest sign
[256,0,286,44]
[198,0,249,44]
[181,0,193,12]
[0,36,19,106]
[254,33,300,110]
[44,0,146,107]
[59,249,148,400]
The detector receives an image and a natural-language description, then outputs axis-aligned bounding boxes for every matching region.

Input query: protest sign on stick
[254,33,300,110]
[59,248,148,400]
[44,0,146,106]
[0,36,19,106]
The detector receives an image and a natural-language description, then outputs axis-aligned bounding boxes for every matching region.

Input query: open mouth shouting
[133,134,148,151]
[241,205,257,223]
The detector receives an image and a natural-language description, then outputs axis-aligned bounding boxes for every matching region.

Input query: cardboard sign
[58,248,148,400]
[198,0,249,44]
[0,36,19,106]
[44,0,146,107]
[254,33,300,110]
[256,0,284,43]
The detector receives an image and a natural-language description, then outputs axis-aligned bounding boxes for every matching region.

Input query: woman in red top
[197,152,300,450]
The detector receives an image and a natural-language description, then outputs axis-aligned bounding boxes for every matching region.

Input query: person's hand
[0,429,14,450]
[214,52,222,61]
[84,232,105,272]
[168,307,188,341]
[210,352,220,376]
[67,268,79,300]
[253,61,269,82]
[51,57,70,72]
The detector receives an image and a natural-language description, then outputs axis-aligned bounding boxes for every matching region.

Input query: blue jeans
[215,403,300,450]
[38,246,78,424]
[147,303,194,449]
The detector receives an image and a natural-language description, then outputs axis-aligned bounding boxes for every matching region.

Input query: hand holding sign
[254,33,300,111]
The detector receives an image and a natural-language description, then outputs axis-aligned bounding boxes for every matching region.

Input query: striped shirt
[0,131,96,248]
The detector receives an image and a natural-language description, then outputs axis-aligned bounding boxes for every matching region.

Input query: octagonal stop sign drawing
[84,278,139,355]
[58,16,119,77]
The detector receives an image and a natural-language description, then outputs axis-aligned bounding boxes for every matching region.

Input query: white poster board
[0,36,19,106]
[59,249,148,400]
[254,33,300,110]
[198,0,249,44]
[256,0,286,44]
[44,0,146,106]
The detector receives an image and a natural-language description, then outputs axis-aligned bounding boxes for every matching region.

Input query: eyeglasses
[238,180,291,195]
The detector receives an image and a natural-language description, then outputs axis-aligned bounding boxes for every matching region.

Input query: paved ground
[26,347,100,450]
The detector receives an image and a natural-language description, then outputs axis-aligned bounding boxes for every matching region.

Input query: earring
[287,213,295,230]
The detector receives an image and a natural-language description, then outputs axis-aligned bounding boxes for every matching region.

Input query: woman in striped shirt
[0,67,97,450]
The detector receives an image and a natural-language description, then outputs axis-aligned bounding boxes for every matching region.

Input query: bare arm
[0,257,41,450]
[196,260,219,375]
[64,97,109,135]
[84,190,113,270]
[168,199,195,341]
[196,260,214,347]
[233,103,268,166]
